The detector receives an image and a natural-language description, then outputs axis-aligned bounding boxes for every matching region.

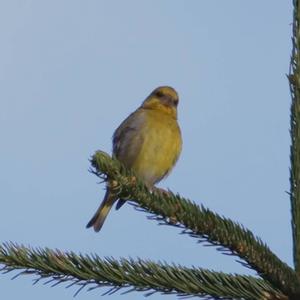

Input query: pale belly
[131,115,181,185]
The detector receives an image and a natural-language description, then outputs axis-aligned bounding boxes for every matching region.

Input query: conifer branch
[0,4,297,299]
[289,0,300,276]
[90,151,300,298]
[0,242,285,299]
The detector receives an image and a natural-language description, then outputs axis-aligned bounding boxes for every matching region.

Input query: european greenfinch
[86,86,182,232]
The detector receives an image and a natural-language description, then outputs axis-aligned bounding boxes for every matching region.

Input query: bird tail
[86,190,116,232]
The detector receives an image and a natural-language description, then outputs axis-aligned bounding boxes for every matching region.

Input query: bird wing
[112,109,145,169]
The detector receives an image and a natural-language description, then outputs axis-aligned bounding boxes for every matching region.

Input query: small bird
[86,86,182,232]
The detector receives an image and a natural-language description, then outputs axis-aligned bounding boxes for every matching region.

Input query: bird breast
[117,108,182,186]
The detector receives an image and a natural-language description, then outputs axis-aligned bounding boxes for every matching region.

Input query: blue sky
[0,1,293,299]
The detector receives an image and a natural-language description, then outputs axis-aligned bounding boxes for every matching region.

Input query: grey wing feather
[112,110,145,169]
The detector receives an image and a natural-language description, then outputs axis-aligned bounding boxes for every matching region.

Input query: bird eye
[155,91,164,98]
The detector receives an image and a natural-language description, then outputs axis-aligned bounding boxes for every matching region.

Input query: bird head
[141,86,179,119]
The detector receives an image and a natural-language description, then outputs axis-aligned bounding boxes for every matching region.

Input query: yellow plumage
[86,86,182,232]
